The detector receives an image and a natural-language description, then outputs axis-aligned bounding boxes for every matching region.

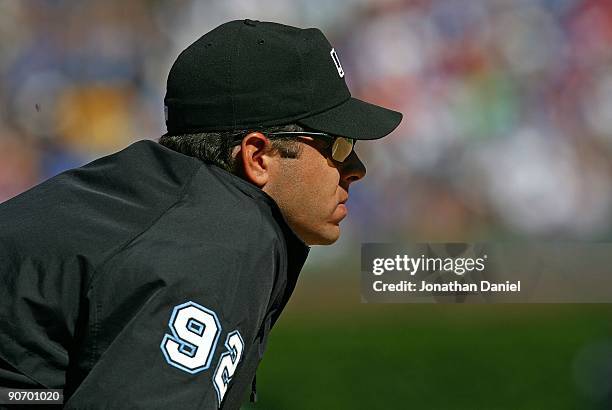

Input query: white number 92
[160,301,245,405]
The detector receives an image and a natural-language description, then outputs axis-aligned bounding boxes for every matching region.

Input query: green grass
[245,304,612,410]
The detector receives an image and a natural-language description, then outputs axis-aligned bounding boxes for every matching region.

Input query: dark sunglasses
[265,131,356,163]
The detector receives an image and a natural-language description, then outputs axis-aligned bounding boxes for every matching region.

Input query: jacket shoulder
[0,140,202,267]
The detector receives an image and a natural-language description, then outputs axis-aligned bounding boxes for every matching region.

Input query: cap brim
[297,97,402,140]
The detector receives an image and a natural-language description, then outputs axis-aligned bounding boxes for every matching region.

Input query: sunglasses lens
[331,137,355,162]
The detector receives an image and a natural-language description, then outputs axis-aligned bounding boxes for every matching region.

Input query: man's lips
[332,195,349,223]
[335,199,348,221]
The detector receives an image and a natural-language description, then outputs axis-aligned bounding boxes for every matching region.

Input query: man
[0,20,401,408]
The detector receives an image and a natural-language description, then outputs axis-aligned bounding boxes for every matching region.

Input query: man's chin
[303,226,340,246]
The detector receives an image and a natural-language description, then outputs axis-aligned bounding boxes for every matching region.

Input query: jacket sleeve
[63,238,279,410]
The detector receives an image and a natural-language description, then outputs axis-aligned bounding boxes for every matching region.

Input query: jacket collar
[206,162,310,255]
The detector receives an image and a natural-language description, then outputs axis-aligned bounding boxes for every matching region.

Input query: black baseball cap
[164,19,402,140]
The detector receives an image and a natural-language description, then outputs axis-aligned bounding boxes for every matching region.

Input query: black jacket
[0,140,309,409]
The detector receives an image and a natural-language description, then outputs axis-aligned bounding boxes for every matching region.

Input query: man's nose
[339,151,366,185]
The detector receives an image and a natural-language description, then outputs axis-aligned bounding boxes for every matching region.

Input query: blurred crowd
[1,0,612,241]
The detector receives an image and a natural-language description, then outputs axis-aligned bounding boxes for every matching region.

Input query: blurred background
[1,0,612,408]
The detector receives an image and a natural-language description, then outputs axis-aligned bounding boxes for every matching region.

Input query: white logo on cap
[330,48,344,78]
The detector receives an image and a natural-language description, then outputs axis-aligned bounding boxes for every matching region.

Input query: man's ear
[237,132,276,187]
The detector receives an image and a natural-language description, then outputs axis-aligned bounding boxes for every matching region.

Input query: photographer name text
[372,280,521,293]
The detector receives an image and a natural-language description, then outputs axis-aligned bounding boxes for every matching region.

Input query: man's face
[264,137,366,245]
